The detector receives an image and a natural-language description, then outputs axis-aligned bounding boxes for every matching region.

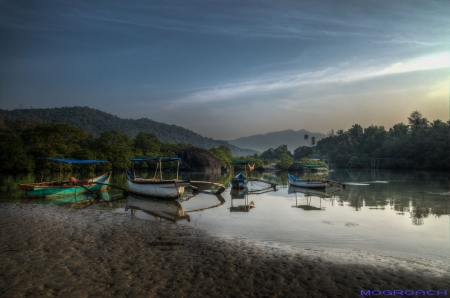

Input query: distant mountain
[229,129,327,152]
[0,106,257,157]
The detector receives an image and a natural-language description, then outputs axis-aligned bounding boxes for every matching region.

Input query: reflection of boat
[230,188,254,212]
[230,187,248,198]
[288,174,327,189]
[290,185,326,211]
[25,191,110,206]
[18,158,111,198]
[126,157,190,199]
[125,195,190,223]
[179,192,226,213]
[288,185,330,198]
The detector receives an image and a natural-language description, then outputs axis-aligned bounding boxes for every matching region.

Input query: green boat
[18,158,111,198]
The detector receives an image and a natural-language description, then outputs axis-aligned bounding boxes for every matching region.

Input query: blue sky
[1,0,449,140]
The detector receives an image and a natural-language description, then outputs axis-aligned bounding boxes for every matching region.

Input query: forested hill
[0,107,256,156]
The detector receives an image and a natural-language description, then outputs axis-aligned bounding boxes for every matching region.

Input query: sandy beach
[1,203,448,298]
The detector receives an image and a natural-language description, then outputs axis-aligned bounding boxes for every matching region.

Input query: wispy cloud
[173,52,450,106]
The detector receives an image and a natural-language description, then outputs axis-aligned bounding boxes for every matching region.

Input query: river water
[2,168,449,266]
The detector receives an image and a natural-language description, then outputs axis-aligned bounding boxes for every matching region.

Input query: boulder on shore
[176,147,221,171]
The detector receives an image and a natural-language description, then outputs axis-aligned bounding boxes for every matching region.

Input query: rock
[176,147,221,171]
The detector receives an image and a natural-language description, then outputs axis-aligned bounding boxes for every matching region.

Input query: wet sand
[1,204,448,297]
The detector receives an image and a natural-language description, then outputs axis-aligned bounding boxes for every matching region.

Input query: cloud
[173,52,449,106]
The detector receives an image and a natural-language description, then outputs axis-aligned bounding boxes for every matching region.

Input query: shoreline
[1,204,449,297]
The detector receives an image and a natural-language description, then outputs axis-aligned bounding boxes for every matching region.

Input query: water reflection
[335,180,450,225]
[23,191,110,207]
[126,195,190,223]
[289,185,331,211]
[1,169,449,227]
[124,192,226,222]
[230,188,254,212]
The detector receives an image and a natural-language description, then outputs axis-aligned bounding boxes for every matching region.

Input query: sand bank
[1,204,448,297]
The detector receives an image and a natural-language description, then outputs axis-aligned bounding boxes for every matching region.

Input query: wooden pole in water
[159,159,162,181]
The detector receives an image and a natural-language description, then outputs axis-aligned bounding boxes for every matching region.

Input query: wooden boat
[126,157,190,199]
[18,158,111,198]
[231,173,247,188]
[125,194,190,223]
[230,161,255,189]
[288,174,328,189]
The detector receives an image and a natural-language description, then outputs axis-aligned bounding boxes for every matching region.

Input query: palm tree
[304,134,310,145]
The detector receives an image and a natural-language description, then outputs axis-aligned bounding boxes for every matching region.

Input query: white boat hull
[127,180,188,199]
[288,174,327,189]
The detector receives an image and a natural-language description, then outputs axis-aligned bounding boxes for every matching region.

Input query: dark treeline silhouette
[0,106,256,157]
[292,111,449,169]
[0,119,201,172]
[1,110,448,172]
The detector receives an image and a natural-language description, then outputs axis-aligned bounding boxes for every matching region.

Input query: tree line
[239,111,449,170]
[1,111,448,173]
[0,119,194,172]
[0,106,256,157]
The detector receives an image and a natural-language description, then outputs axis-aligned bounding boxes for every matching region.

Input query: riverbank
[1,204,448,297]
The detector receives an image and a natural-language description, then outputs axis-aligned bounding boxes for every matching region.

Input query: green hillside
[0,107,256,156]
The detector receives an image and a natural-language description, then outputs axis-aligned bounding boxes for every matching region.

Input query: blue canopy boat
[18,158,111,198]
[230,161,255,189]
[126,157,190,199]
[231,173,247,188]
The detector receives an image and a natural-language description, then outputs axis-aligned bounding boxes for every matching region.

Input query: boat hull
[288,174,327,189]
[126,170,189,199]
[18,172,112,198]
[231,173,247,188]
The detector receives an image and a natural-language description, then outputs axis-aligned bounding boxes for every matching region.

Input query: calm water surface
[2,169,449,264]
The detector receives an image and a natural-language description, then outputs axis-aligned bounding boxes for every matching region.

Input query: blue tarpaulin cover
[130,157,182,162]
[44,158,108,164]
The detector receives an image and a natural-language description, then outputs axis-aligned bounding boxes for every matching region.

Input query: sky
[1,0,449,140]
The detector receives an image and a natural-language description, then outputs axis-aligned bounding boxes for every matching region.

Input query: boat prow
[231,173,247,189]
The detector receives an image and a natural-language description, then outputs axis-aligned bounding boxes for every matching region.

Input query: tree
[209,145,233,168]
[133,132,161,156]
[304,134,310,145]
[93,130,133,169]
[276,154,294,170]
[389,123,408,138]
[293,146,313,160]
[0,131,34,172]
[408,110,429,134]
[22,123,88,159]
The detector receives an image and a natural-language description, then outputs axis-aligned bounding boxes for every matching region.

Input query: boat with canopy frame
[288,164,329,189]
[18,158,111,198]
[126,157,190,199]
[230,161,255,189]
